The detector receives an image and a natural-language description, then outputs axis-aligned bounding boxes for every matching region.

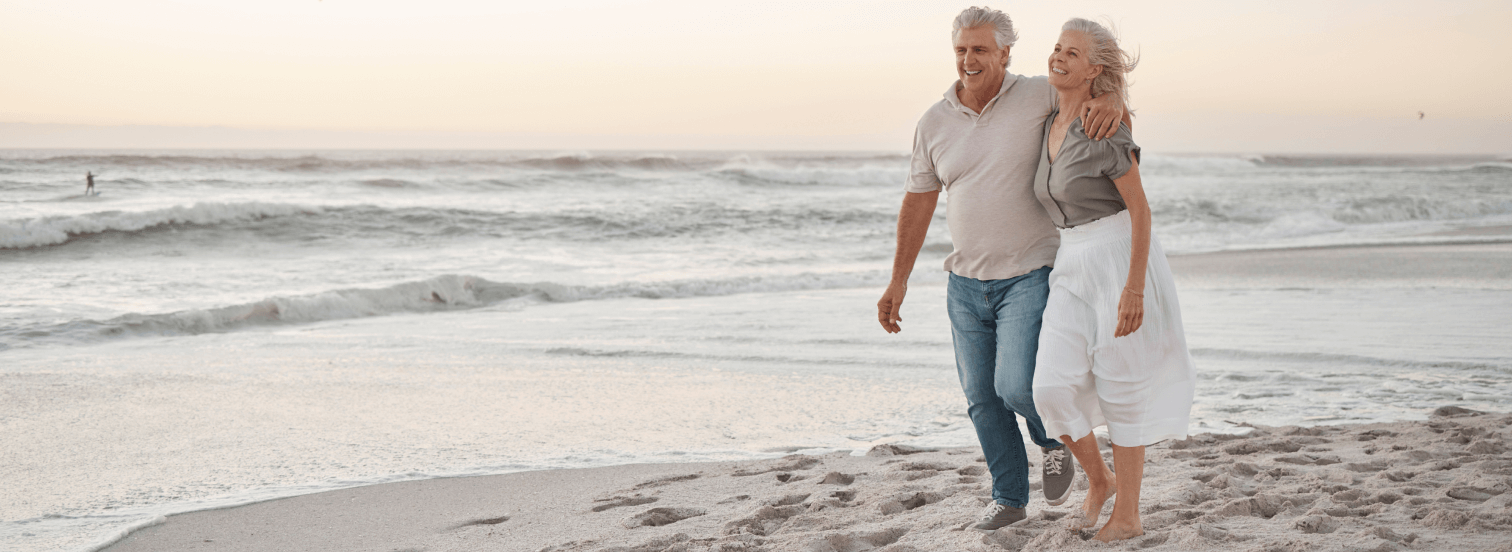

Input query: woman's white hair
[952,6,1019,67]
[1061,18,1139,104]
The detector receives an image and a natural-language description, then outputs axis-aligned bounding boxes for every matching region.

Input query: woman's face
[1048,29,1101,91]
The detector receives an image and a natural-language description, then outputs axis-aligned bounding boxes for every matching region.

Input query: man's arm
[877,190,939,333]
[1081,93,1128,140]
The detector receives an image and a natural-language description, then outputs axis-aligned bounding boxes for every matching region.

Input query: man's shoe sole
[1044,473,1075,506]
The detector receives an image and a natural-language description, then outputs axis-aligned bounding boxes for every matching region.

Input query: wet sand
[1167,241,1512,288]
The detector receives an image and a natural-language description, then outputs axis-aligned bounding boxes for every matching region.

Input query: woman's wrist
[1123,286,1144,297]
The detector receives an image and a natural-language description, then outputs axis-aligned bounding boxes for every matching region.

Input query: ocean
[2,150,1510,551]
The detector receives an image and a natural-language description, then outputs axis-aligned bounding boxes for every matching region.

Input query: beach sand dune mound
[103,412,1512,552]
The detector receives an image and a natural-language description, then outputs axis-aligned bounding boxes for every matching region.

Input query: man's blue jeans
[947,268,1062,508]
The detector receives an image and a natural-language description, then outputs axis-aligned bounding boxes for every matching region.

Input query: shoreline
[1166,240,1512,288]
[12,240,1509,552]
[104,408,1512,552]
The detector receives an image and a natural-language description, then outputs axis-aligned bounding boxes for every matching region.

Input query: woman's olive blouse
[1032,110,1141,229]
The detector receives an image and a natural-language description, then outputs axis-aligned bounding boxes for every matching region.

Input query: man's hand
[877,283,907,333]
[878,189,937,334]
[1081,93,1126,141]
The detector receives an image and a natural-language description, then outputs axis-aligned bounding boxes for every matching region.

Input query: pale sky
[2,0,1509,153]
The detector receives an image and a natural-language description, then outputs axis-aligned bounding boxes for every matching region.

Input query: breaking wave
[0,202,896,251]
[1151,194,1512,227]
[0,202,321,249]
[0,271,887,349]
[1191,347,1509,372]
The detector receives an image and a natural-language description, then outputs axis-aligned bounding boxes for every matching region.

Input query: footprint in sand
[555,532,693,552]
[865,444,936,457]
[1356,428,1396,441]
[805,527,907,551]
[629,473,700,491]
[733,456,821,476]
[765,493,810,506]
[724,504,805,536]
[1221,439,1302,455]
[1445,486,1502,502]
[591,496,659,512]
[828,490,857,502]
[1133,532,1170,548]
[1293,514,1339,534]
[450,514,510,529]
[1274,453,1343,465]
[876,491,944,515]
[897,461,955,472]
[818,472,855,485]
[981,527,1034,549]
[622,507,707,528]
[1194,523,1252,542]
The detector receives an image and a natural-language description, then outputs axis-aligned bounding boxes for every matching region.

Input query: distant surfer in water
[85,172,96,195]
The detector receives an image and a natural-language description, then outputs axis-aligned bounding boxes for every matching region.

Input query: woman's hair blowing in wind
[1062,18,1138,104]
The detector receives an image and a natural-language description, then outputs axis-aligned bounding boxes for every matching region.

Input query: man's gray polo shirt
[905,72,1060,281]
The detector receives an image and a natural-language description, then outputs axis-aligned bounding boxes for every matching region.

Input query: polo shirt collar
[944,71,1019,116]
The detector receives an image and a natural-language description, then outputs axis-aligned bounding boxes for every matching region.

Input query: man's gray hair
[1062,18,1139,104]
[952,6,1019,67]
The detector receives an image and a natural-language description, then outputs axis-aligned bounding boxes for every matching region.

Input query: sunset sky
[2,0,1509,153]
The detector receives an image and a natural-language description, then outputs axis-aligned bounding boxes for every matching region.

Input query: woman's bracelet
[1123,287,1144,297]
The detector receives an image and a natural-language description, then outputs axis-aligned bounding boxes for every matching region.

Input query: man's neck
[959,75,1005,114]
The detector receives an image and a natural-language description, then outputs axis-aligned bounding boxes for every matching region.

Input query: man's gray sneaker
[971,501,1027,531]
[1042,446,1076,506]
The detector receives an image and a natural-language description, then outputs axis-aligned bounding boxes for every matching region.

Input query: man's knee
[960,381,1001,408]
[999,389,1037,413]
[994,373,1036,404]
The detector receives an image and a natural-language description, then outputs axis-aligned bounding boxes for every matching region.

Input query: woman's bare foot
[1093,517,1144,542]
[1071,477,1116,529]
[1095,444,1146,542]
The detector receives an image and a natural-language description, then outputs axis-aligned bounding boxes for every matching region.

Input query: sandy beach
[104,407,1512,552]
[91,241,1512,551]
[4,149,1510,551]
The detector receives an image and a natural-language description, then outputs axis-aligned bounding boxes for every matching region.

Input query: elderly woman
[1029,19,1196,542]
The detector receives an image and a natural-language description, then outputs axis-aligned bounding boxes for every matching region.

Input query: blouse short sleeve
[1097,123,1141,180]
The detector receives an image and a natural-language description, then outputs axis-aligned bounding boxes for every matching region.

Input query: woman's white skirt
[1031,210,1195,447]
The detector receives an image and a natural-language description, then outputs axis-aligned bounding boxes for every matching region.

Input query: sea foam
[0,202,319,249]
[0,271,893,349]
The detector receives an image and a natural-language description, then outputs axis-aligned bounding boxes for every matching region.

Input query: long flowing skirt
[1031,210,1195,447]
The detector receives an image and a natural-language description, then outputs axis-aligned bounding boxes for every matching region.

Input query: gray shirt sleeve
[1098,123,1141,180]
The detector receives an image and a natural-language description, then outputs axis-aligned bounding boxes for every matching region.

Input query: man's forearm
[890,190,940,285]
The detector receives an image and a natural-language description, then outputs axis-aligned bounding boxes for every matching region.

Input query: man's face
[954,26,1009,96]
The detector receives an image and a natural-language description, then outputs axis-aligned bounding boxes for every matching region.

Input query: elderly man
[876,6,1126,531]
